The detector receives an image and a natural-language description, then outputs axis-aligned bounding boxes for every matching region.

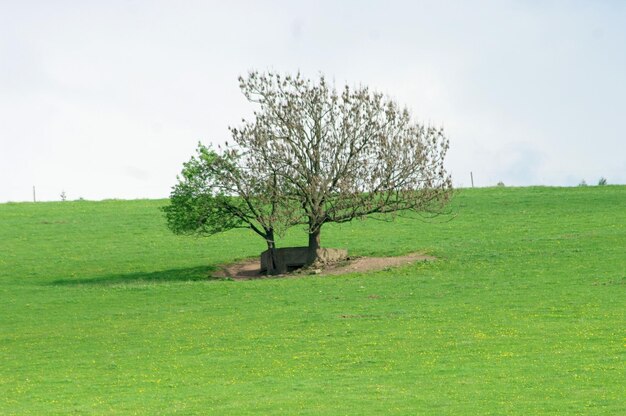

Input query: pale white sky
[1,0,625,202]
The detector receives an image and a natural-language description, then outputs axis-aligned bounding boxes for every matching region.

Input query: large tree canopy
[164,71,452,271]
[232,72,452,262]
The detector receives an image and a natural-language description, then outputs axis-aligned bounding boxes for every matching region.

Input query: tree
[162,143,301,274]
[165,71,453,271]
[231,71,453,264]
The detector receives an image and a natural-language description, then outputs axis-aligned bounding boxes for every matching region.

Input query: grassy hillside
[1,186,624,414]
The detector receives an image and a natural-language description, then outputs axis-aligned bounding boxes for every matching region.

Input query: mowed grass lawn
[0,186,624,415]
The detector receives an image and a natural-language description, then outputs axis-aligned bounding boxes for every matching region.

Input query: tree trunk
[306,226,321,266]
[265,229,280,275]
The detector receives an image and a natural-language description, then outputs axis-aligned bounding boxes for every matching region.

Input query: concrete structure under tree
[260,247,348,274]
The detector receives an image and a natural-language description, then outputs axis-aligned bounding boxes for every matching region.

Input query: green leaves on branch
[162,145,245,236]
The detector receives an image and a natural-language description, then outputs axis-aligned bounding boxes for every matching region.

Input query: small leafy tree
[598,177,607,186]
[163,144,300,274]
[232,72,452,264]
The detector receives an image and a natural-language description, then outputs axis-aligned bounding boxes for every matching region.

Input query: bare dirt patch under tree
[213,252,435,280]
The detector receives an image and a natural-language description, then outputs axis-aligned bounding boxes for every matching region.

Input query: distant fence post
[470,172,474,188]
[33,186,36,202]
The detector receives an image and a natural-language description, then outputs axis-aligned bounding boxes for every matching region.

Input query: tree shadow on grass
[49,265,220,286]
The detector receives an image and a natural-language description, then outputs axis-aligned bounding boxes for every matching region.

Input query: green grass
[1,186,624,415]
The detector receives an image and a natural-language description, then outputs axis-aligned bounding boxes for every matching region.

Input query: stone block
[260,247,348,273]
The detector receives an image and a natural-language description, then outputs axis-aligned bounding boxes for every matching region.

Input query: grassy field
[0,186,624,415]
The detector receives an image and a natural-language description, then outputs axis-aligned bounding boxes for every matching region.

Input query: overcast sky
[1,0,625,202]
